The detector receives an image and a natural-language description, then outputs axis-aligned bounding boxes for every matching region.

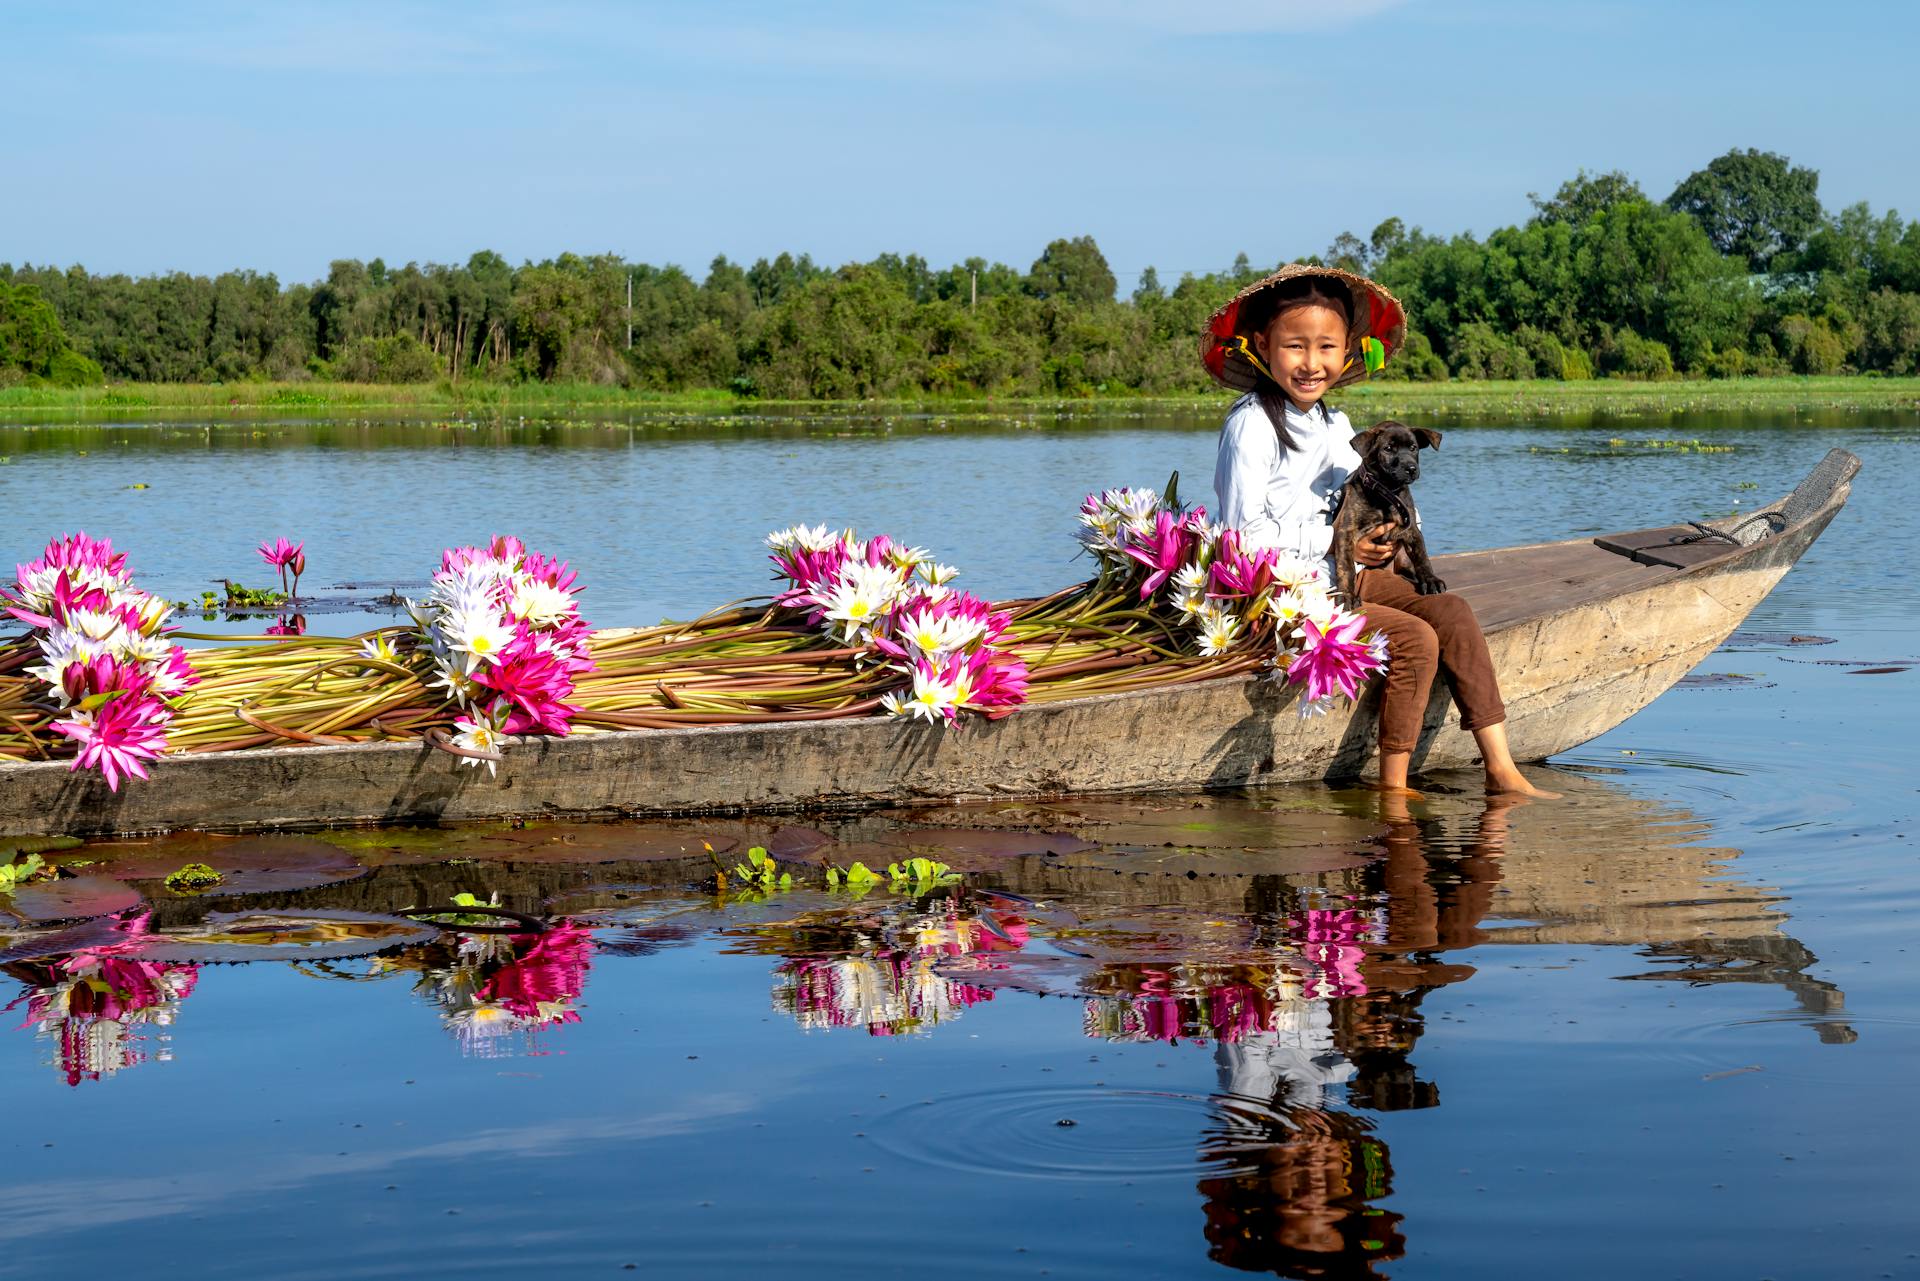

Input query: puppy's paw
[1414,575,1448,596]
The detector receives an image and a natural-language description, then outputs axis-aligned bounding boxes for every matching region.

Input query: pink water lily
[1286,611,1388,704]
[257,536,306,596]
[1205,529,1278,602]
[473,629,582,735]
[52,686,169,791]
[1122,510,1195,599]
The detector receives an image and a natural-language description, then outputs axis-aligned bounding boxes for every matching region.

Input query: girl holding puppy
[1208,265,1555,798]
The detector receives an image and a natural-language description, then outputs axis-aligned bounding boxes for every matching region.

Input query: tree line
[5,148,1919,394]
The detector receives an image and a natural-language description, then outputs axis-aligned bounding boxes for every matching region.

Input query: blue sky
[6,1,1910,288]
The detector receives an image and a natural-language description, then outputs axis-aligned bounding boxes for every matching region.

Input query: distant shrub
[1777,314,1847,375]
[1449,322,1535,380]
[46,348,103,387]
[1374,329,1448,382]
[1609,329,1675,379]
[1560,346,1595,380]
[329,334,442,383]
[1704,347,1749,379]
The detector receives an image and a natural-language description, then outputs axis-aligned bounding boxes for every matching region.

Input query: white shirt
[1213,394,1360,569]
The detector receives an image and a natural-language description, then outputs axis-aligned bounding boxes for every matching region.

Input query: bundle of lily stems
[0,583,1257,758]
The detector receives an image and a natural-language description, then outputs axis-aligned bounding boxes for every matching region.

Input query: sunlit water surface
[0,405,1912,1279]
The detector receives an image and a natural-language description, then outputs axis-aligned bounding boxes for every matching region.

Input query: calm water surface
[0,406,1912,1279]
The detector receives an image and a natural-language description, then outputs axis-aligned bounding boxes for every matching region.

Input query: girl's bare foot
[1485,767,1561,799]
[1376,748,1420,798]
[1472,724,1562,799]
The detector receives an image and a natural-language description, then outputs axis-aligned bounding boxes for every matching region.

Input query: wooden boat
[0,449,1859,837]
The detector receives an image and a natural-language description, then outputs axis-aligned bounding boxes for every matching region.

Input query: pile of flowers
[1,534,198,790]
[406,536,595,769]
[766,525,1028,724]
[1076,487,1389,715]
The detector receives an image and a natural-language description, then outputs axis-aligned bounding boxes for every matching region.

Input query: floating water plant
[162,862,224,893]
[709,845,791,899]
[0,853,47,892]
[825,860,882,890]
[887,857,960,888]
[730,847,790,890]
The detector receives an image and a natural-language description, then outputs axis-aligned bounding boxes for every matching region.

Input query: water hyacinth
[767,526,1029,724]
[1075,486,1388,715]
[1,533,198,790]
[411,535,594,763]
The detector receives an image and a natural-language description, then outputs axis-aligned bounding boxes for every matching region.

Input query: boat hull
[0,455,1854,836]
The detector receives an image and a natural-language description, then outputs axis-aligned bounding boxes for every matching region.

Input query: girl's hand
[1356,523,1398,568]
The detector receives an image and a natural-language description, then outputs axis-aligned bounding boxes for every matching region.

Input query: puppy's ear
[1414,427,1443,451]
[1351,424,1389,454]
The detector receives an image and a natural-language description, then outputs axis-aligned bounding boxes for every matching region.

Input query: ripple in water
[870,1086,1308,1181]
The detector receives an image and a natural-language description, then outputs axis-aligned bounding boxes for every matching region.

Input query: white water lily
[359,633,402,666]
[893,606,985,660]
[507,579,575,627]
[1196,605,1243,656]
[820,561,907,642]
[444,609,517,672]
[118,630,174,666]
[886,544,932,571]
[451,713,506,777]
[882,665,965,723]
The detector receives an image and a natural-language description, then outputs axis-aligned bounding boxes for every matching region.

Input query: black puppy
[1331,420,1445,604]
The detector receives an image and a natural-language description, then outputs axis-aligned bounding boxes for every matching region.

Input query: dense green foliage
[7,148,1920,395]
[0,281,103,386]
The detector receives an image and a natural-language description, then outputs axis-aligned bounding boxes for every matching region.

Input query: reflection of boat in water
[0,452,1858,835]
[0,770,1859,1275]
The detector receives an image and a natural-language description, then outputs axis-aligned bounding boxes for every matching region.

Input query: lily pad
[66,835,368,897]
[477,825,740,864]
[764,826,833,858]
[119,910,440,964]
[7,875,145,923]
[877,828,1099,858]
[0,834,84,856]
[0,917,145,964]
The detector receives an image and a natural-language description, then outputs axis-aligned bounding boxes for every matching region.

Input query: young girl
[1207,265,1556,798]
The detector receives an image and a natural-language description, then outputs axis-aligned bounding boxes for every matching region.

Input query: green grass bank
[3,376,1918,421]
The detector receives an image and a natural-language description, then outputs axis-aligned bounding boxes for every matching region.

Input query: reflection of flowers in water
[384,923,595,1058]
[1084,907,1385,1048]
[5,923,199,1086]
[773,900,1027,1037]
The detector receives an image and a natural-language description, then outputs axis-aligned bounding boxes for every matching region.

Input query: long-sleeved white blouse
[1212,393,1360,568]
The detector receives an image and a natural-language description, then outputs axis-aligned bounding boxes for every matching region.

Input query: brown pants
[1357,569,1505,754]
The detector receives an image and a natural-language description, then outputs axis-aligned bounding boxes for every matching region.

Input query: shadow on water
[0,765,1853,1278]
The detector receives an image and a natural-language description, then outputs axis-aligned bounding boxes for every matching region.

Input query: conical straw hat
[1201,263,1408,393]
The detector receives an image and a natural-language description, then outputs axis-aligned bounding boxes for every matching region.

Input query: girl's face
[1252,302,1350,411]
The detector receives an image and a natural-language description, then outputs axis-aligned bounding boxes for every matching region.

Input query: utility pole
[626,274,633,350]
[970,269,977,309]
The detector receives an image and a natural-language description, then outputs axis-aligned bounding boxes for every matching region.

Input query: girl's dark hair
[1239,276,1354,450]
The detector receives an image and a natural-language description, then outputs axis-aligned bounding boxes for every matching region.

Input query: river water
[0,404,1912,1279]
